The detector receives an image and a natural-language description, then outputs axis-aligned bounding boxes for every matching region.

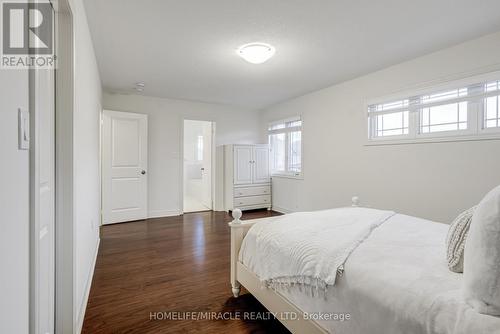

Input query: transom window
[485,80,500,129]
[368,74,500,142]
[375,111,409,137]
[420,88,468,134]
[268,117,302,177]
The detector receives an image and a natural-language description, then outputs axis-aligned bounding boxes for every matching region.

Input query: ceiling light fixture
[237,43,275,64]
[135,82,145,92]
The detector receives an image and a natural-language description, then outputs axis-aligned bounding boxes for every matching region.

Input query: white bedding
[239,207,395,290]
[239,212,500,334]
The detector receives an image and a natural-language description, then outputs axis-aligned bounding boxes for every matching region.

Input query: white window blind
[368,75,500,142]
[268,117,302,177]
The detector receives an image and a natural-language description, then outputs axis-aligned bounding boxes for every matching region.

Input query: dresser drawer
[234,186,271,198]
[234,195,271,207]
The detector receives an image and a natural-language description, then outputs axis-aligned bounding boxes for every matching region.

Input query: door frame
[52,0,75,333]
[29,5,56,332]
[29,0,74,333]
[180,119,216,214]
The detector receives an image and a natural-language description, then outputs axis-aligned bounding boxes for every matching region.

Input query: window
[368,99,410,138]
[420,88,468,134]
[268,117,302,177]
[485,80,500,129]
[196,135,203,161]
[368,74,500,143]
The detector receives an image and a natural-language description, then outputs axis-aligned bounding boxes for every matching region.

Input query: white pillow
[446,206,476,273]
[463,185,500,315]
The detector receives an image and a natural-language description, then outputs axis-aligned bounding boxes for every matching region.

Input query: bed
[228,199,500,334]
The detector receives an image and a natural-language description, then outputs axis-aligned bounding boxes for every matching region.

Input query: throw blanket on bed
[239,207,395,292]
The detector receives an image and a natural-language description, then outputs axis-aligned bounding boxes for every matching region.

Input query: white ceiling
[84,0,500,109]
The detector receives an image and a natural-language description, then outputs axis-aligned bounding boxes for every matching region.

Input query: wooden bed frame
[228,198,359,334]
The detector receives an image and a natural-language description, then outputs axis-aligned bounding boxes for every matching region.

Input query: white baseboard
[272,206,294,214]
[148,209,182,219]
[76,238,100,334]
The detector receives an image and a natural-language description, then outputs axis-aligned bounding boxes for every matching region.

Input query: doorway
[183,120,213,213]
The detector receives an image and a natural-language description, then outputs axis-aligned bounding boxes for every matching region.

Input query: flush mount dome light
[237,43,275,64]
[135,82,145,92]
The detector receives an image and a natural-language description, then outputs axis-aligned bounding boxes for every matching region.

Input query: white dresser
[223,144,271,211]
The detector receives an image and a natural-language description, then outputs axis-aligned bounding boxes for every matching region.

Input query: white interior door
[234,146,253,185]
[201,122,212,209]
[31,49,55,334]
[102,110,148,224]
[253,146,270,184]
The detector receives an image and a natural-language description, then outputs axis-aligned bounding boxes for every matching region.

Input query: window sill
[365,132,500,146]
[271,173,303,180]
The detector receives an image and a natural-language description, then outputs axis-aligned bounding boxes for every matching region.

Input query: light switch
[18,108,29,150]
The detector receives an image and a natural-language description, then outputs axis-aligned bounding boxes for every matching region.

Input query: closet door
[253,146,270,184]
[102,110,148,224]
[234,146,253,184]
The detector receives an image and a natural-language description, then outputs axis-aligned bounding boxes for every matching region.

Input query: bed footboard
[228,208,330,333]
[229,196,360,298]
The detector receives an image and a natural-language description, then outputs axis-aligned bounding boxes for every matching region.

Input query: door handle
[201,168,205,171]
[141,170,146,175]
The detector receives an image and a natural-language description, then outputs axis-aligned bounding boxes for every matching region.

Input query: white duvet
[239,207,395,290]
[239,211,500,334]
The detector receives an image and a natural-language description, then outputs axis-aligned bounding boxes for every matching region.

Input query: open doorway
[183,120,213,213]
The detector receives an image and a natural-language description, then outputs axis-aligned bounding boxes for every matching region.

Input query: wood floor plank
[82,210,289,334]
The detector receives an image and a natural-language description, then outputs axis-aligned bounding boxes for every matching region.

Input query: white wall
[261,31,500,223]
[103,93,261,216]
[70,0,102,331]
[0,71,29,333]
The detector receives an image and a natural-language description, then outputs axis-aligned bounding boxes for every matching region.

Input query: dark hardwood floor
[82,209,289,334]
